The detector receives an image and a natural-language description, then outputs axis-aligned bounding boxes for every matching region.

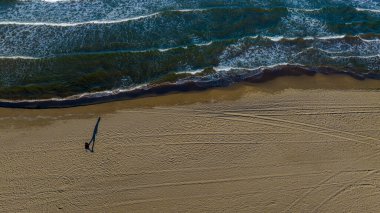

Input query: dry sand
[1,74,380,212]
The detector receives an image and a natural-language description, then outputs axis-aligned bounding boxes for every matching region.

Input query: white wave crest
[0,8,207,27]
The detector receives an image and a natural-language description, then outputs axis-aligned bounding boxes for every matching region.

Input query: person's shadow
[85,117,101,153]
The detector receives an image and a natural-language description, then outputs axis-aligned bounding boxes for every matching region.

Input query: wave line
[0,8,207,27]
[1,6,378,27]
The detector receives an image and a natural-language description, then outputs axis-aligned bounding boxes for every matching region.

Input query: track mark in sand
[116,140,349,147]
[119,165,247,176]
[312,170,378,213]
[52,172,345,201]
[0,137,89,154]
[166,105,380,110]
[222,105,380,113]
[125,131,293,138]
[117,109,215,119]
[284,148,380,212]
[105,160,341,179]
[109,139,350,148]
[217,116,379,209]
[148,141,264,145]
[162,107,379,143]
[218,116,376,148]
[284,171,341,212]
[225,112,380,144]
[357,149,380,162]
[109,190,264,207]
[109,186,307,207]
[283,169,373,212]
[106,171,369,208]
[110,171,329,192]
[102,131,293,142]
[3,147,77,153]
[254,110,380,116]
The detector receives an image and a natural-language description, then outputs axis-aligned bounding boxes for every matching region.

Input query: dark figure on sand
[85,117,101,152]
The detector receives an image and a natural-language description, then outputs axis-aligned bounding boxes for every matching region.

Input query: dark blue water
[0,0,379,102]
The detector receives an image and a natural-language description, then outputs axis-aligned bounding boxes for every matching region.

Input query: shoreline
[1,65,379,109]
[0,73,379,130]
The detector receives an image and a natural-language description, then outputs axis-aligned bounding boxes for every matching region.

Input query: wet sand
[1,74,380,212]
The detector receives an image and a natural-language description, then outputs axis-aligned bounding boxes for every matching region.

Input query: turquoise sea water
[0,0,379,103]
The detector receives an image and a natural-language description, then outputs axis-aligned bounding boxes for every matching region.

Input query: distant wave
[1,34,378,60]
[0,9,207,26]
[0,6,378,27]
[355,8,380,13]
[292,7,380,13]
[331,54,380,59]
[0,56,40,60]
[0,13,161,26]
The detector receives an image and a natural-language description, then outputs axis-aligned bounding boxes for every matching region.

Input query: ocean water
[0,0,379,103]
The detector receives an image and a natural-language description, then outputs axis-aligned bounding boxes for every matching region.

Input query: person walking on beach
[85,117,101,152]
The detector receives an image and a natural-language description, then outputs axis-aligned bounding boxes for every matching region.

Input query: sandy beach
[1,74,380,212]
